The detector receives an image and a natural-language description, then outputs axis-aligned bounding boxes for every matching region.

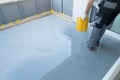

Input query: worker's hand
[81,14,88,20]
[95,3,100,9]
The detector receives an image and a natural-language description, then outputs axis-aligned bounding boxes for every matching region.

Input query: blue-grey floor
[41,28,120,80]
[0,15,120,80]
[0,15,73,80]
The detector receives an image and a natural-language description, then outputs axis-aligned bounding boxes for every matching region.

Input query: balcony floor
[0,15,120,80]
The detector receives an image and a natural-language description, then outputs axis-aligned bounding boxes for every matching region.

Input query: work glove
[81,14,88,20]
[95,3,100,9]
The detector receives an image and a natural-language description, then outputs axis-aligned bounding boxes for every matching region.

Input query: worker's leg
[88,13,110,49]
[88,3,120,50]
[88,16,104,48]
[88,12,119,49]
[88,26,101,48]
[96,25,107,43]
[97,12,120,43]
[88,24,104,48]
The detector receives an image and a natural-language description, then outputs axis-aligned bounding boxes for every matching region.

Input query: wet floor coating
[41,27,120,80]
[41,28,120,80]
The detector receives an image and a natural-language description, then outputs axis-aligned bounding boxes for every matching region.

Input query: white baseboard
[102,57,120,80]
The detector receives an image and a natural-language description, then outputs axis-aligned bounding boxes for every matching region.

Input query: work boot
[95,41,100,47]
[87,44,95,51]
[87,41,95,51]
[88,47,95,51]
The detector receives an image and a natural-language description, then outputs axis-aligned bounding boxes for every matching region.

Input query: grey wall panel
[35,0,41,13]
[0,18,2,25]
[21,0,37,17]
[111,13,120,34]
[0,3,22,23]
[0,9,5,24]
[63,0,73,16]
[38,0,51,13]
[18,2,26,18]
[52,0,63,12]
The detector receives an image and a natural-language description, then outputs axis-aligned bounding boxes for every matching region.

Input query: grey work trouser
[88,2,120,48]
[88,24,107,48]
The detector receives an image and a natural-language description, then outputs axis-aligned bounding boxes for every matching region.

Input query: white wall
[72,0,100,22]
[72,0,88,22]
[0,0,18,3]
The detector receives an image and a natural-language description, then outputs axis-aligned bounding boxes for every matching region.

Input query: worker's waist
[105,0,120,3]
[100,1,119,9]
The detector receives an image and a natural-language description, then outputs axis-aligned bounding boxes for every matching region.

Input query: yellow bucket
[76,17,89,32]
